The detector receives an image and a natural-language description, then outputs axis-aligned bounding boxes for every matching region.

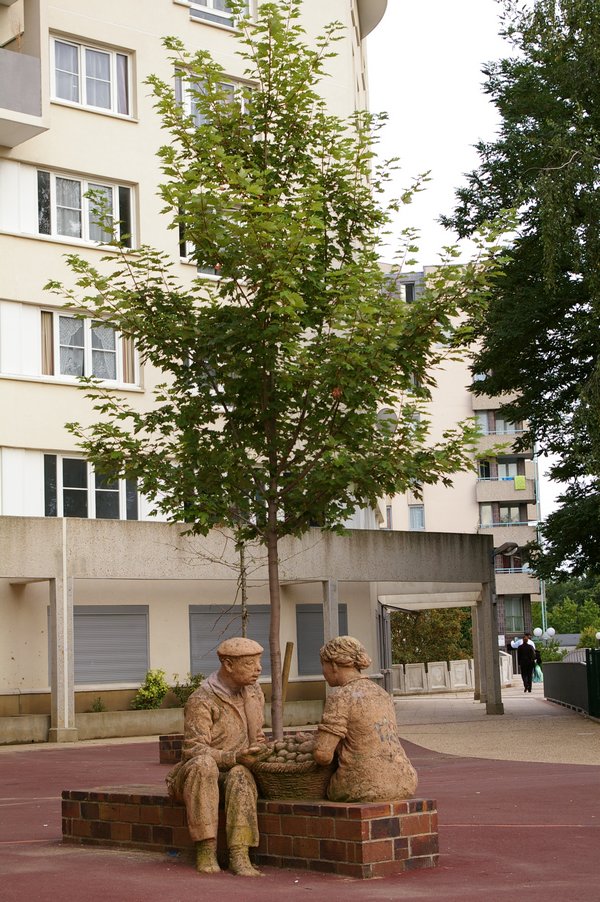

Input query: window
[499,505,521,525]
[52,38,131,115]
[480,504,493,527]
[403,282,416,303]
[37,170,133,246]
[385,504,393,530]
[475,411,490,434]
[503,596,525,634]
[44,455,139,520]
[175,72,249,128]
[497,461,519,480]
[409,504,425,530]
[189,0,247,28]
[495,416,523,434]
[478,460,491,479]
[40,312,136,384]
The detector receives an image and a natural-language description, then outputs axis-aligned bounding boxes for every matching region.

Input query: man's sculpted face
[226,654,262,688]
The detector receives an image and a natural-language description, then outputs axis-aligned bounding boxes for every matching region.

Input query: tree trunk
[266,518,283,739]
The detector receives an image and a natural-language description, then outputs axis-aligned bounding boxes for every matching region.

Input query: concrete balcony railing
[0,47,47,146]
[495,569,540,595]
[478,522,537,550]
[476,477,536,504]
[477,431,531,457]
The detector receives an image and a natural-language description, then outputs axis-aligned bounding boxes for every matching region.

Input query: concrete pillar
[471,604,482,701]
[48,524,77,741]
[481,582,504,715]
[321,579,339,644]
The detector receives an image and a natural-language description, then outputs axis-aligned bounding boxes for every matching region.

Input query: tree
[391,608,472,665]
[48,1,492,737]
[442,0,600,578]
[577,626,600,648]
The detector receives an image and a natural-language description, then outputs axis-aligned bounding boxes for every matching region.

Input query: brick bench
[62,785,438,878]
[158,733,183,765]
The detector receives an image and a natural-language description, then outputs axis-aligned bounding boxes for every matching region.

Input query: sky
[366,0,561,519]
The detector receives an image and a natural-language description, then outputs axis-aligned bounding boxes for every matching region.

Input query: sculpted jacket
[179,674,266,770]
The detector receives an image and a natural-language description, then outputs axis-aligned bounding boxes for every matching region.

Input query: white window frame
[37,170,134,247]
[188,0,248,29]
[51,36,132,117]
[177,72,249,127]
[45,455,139,520]
[46,311,137,385]
[408,504,425,531]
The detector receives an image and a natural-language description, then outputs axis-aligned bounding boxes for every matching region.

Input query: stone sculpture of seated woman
[313,635,418,803]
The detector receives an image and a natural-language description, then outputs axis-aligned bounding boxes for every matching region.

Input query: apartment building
[0,0,389,725]
[385,270,541,652]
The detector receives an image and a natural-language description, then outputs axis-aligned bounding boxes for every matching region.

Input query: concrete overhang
[356,0,387,37]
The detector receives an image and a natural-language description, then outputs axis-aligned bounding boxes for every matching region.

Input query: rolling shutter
[296,604,348,676]
[72,605,149,684]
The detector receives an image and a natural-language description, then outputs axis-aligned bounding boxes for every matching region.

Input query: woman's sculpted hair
[320,636,372,671]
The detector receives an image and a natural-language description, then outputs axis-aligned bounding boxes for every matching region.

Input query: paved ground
[1,684,599,901]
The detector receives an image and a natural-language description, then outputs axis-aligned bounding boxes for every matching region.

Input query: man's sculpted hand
[235,744,272,768]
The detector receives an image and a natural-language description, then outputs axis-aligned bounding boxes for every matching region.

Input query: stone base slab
[62,785,439,879]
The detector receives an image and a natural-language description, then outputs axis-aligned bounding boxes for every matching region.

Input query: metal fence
[543,648,600,718]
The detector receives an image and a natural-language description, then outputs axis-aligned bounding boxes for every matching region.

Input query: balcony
[478,522,537,550]
[476,477,536,504]
[0,0,48,147]
[477,431,531,457]
[495,568,540,596]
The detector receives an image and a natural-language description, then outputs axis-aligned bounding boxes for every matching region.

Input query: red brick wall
[63,786,438,879]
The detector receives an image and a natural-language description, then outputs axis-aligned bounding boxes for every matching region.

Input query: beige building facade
[386,270,541,653]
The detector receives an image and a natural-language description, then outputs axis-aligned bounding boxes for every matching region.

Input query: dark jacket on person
[517,641,536,670]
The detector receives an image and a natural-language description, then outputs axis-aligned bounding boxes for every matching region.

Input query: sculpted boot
[228,845,262,877]
[195,839,220,873]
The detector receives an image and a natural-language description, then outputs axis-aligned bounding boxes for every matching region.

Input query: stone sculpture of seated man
[166,637,270,877]
[313,635,418,802]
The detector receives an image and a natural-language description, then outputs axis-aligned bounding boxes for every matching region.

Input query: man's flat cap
[217,637,264,658]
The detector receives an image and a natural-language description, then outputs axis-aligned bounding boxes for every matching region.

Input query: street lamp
[595,631,600,648]
[533,626,556,645]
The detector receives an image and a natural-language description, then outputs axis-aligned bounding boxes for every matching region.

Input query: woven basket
[252,758,335,801]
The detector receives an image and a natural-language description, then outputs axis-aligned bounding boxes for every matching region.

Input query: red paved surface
[1,739,598,901]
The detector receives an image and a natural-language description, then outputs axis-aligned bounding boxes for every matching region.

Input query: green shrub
[170,672,204,707]
[130,669,170,710]
[577,626,600,649]
[538,639,567,663]
[89,696,106,713]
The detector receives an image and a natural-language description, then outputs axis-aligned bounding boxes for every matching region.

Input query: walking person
[517,633,536,693]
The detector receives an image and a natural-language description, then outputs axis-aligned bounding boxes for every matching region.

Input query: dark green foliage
[170,672,205,707]
[391,608,472,665]
[443,0,600,577]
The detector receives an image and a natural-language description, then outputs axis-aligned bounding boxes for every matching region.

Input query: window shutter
[44,454,57,516]
[72,605,149,684]
[118,186,132,248]
[41,311,54,375]
[296,604,348,676]
[122,335,135,383]
[189,605,271,677]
